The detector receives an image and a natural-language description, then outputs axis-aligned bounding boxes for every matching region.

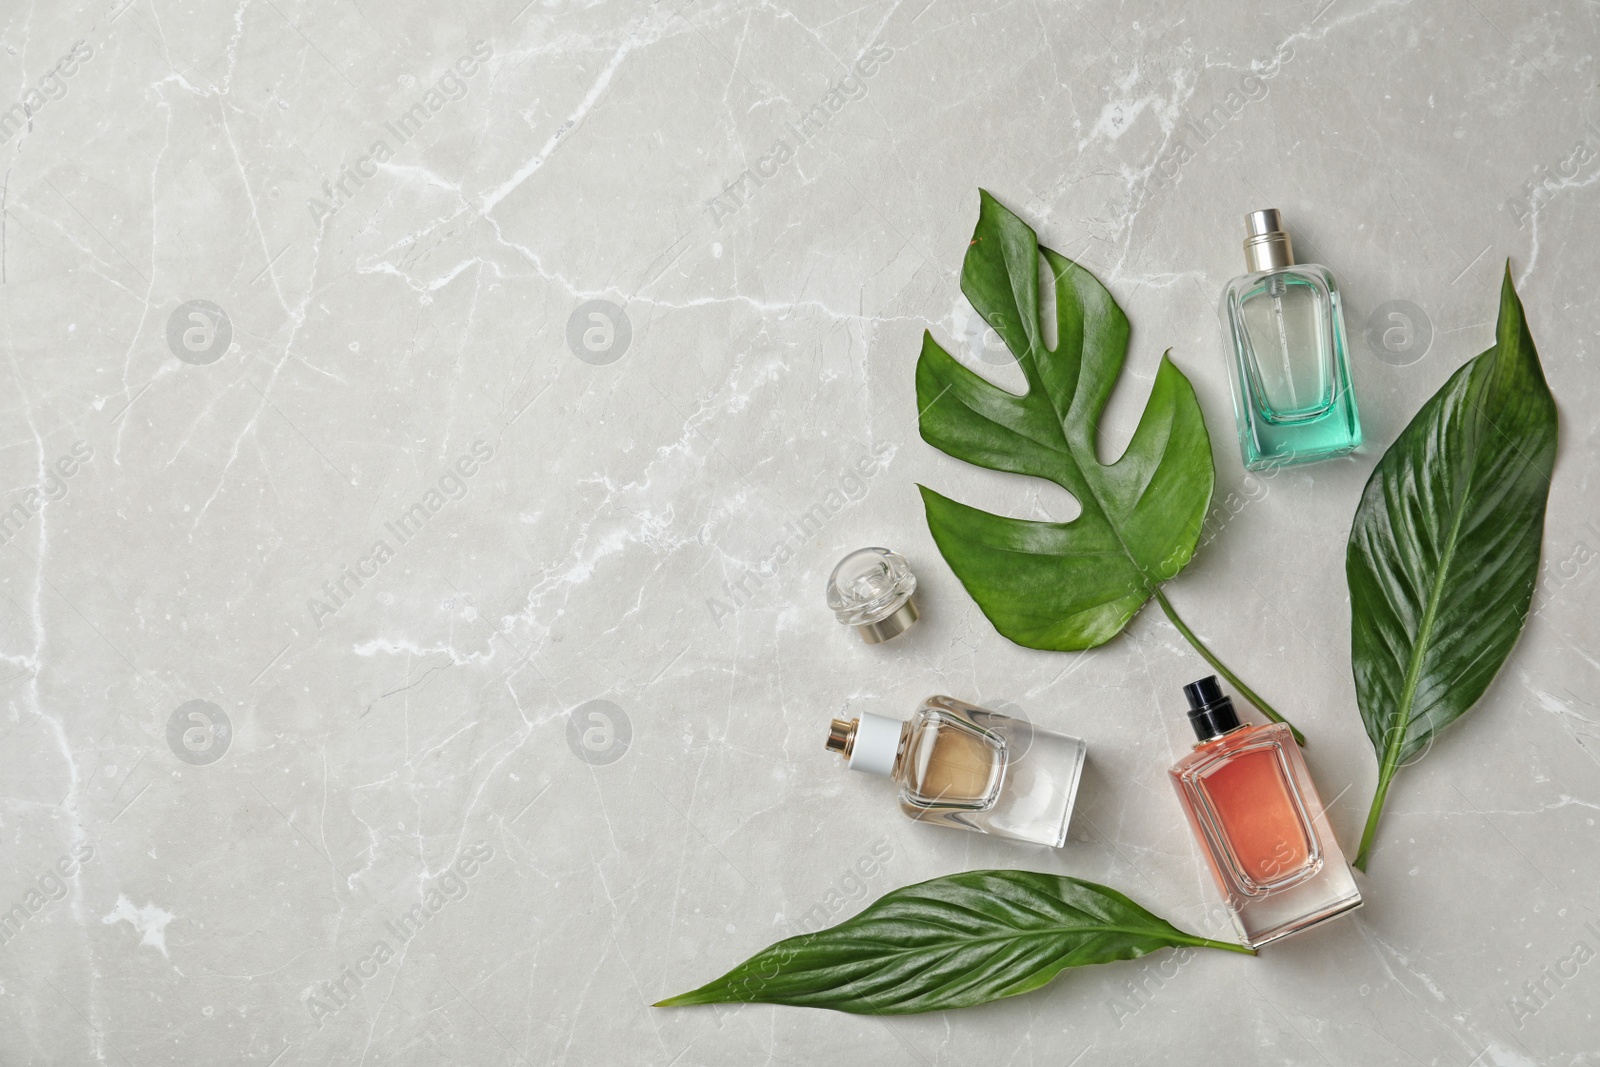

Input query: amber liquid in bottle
[898,709,1005,818]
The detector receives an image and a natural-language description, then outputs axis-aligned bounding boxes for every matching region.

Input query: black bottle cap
[1183,675,1241,742]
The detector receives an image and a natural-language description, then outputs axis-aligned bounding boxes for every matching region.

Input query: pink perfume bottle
[1169,677,1361,947]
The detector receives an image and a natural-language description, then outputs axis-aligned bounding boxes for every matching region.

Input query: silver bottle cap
[826,547,920,643]
[1243,208,1295,273]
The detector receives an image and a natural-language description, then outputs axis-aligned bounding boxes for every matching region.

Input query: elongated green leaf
[654,870,1251,1015]
[1348,265,1557,870]
[917,191,1214,651]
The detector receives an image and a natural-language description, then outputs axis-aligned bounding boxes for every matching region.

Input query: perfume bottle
[1219,209,1361,470]
[1169,677,1361,948]
[825,696,1087,847]
[826,547,920,644]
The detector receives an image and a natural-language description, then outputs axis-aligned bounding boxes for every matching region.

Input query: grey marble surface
[1,0,1597,1064]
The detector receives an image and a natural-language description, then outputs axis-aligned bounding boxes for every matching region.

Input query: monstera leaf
[918,191,1295,738]
[1348,266,1557,870]
[655,870,1250,1015]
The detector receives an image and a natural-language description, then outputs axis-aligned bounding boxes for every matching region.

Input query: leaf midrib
[1375,385,1481,789]
[792,926,1194,1007]
[957,241,1165,589]
[801,922,1188,957]
[1022,332,1155,593]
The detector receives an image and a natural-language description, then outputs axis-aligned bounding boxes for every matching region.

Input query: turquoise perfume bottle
[1219,210,1361,470]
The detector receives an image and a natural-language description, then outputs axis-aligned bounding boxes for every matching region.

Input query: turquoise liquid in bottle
[1219,210,1361,470]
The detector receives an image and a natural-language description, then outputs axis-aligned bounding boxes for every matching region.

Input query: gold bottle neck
[825,718,856,757]
[1193,722,1252,750]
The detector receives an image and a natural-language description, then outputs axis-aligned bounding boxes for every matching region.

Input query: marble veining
[0,0,1596,1063]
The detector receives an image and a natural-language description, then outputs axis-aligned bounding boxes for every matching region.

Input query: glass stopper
[826,547,920,644]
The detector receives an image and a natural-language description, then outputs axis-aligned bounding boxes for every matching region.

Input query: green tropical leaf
[654,870,1250,1015]
[917,190,1298,741]
[1348,265,1558,870]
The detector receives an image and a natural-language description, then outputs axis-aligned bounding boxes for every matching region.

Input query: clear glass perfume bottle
[1169,677,1361,948]
[1219,209,1361,470]
[825,696,1087,847]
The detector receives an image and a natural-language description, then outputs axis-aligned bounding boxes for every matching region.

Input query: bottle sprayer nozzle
[1183,675,1242,742]
[1242,208,1294,272]
[1246,208,1282,238]
[825,718,856,756]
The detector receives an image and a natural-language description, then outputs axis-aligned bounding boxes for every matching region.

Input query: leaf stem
[1153,588,1306,747]
[1185,936,1257,956]
[1353,777,1394,872]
